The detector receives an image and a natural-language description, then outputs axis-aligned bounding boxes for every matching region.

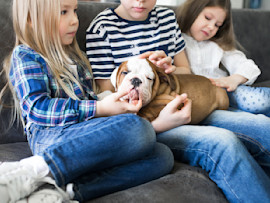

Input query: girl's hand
[96,89,142,117]
[209,74,248,92]
[139,51,176,74]
[151,93,192,133]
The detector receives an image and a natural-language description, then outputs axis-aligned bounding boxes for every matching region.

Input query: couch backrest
[231,9,270,83]
[1,2,270,82]
[0,1,270,143]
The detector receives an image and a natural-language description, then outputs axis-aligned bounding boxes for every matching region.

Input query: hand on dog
[151,93,192,133]
[139,51,176,74]
[209,74,247,92]
[95,88,142,117]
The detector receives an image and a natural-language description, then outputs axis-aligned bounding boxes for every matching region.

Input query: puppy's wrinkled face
[112,58,155,106]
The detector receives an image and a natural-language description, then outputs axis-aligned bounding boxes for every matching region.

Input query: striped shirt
[86,6,185,79]
[10,45,97,127]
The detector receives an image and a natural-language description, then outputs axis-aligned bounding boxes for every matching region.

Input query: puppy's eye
[147,77,153,81]
[121,71,128,75]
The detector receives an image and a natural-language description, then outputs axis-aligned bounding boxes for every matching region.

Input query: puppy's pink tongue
[129,89,139,104]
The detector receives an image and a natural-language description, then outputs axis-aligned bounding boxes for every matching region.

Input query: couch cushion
[89,162,227,203]
[0,142,32,161]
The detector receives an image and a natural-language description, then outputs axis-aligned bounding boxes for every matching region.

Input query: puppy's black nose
[131,77,142,87]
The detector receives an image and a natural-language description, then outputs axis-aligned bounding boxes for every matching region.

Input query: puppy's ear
[146,59,160,100]
[110,67,119,90]
[146,59,177,92]
[111,61,128,91]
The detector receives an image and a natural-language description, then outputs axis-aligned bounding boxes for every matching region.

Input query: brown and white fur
[109,57,229,124]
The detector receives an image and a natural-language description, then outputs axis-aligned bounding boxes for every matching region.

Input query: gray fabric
[0,142,32,161]
[89,163,227,203]
[0,108,26,144]
[0,1,269,202]
[232,9,270,83]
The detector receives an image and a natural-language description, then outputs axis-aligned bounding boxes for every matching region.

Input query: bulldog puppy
[111,58,155,106]
[111,57,229,124]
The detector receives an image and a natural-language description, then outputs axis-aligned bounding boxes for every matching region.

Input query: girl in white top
[177,0,270,116]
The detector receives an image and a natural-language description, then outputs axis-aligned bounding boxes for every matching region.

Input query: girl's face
[189,6,226,42]
[59,0,79,45]
[116,0,157,21]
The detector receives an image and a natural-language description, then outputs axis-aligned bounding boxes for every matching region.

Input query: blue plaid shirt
[10,45,97,127]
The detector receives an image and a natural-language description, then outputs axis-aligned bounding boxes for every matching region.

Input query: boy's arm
[173,50,191,74]
[86,16,116,87]
[139,50,191,75]
[96,79,115,92]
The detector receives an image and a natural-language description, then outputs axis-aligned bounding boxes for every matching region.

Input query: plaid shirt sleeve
[10,45,97,127]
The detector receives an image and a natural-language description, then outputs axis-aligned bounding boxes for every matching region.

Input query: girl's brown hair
[177,0,237,50]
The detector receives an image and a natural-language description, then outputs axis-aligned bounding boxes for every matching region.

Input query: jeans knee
[155,143,174,173]
[210,129,246,157]
[118,114,156,154]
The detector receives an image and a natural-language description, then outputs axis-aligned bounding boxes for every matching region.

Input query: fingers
[156,56,172,66]
[167,93,188,109]
[139,51,166,61]
[209,78,218,86]
[113,89,143,112]
[130,98,143,111]
[121,98,142,113]
[148,51,166,61]
[181,96,192,113]
[113,88,129,100]
[138,51,154,59]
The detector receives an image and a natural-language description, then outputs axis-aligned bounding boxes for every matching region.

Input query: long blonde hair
[0,0,97,128]
[177,0,237,51]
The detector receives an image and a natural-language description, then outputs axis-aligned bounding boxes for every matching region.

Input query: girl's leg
[228,85,270,116]
[201,109,270,176]
[157,125,270,203]
[72,142,173,202]
[27,114,173,200]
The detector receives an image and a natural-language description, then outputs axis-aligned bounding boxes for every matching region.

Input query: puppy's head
[111,57,160,106]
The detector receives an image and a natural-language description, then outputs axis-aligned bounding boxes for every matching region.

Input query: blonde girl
[177,0,270,116]
[0,0,174,202]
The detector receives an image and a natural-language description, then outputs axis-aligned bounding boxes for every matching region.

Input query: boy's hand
[139,51,176,74]
[96,88,142,117]
[151,93,192,133]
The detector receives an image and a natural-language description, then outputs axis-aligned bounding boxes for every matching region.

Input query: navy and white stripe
[86,6,185,79]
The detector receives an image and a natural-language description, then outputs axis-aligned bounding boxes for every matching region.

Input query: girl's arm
[11,48,97,126]
[11,46,140,126]
[210,74,248,92]
[220,49,261,85]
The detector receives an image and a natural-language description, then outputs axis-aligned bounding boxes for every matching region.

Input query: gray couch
[0,1,270,202]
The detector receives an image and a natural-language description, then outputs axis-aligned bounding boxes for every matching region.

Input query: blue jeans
[228,85,270,116]
[26,114,174,202]
[157,110,270,203]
